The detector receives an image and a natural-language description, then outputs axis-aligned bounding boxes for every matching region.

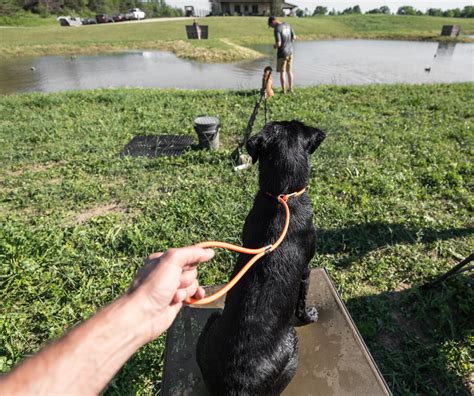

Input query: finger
[172,279,200,304]
[179,267,198,289]
[174,285,205,304]
[163,246,214,269]
[184,279,200,300]
[193,286,205,300]
[172,289,188,304]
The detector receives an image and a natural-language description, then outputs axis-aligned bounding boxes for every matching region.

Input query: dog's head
[246,120,325,164]
[246,120,326,192]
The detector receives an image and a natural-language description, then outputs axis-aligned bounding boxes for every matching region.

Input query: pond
[0,40,472,94]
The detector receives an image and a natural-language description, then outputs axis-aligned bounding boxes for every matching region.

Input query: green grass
[0,15,473,59]
[0,12,56,27]
[0,84,473,394]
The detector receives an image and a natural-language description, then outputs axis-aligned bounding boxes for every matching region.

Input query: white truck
[126,8,146,20]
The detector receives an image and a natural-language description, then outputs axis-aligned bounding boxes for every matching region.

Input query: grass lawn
[0,83,473,394]
[0,11,57,27]
[1,15,473,59]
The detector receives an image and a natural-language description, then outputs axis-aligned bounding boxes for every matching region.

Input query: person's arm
[0,246,214,395]
[274,28,281,49]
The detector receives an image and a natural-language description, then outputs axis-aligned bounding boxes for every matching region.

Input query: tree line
[296,5,474,18]
[0,0,184,18]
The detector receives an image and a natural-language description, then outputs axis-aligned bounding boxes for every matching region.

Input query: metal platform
[161,268,391,395]
[121,135,194,157]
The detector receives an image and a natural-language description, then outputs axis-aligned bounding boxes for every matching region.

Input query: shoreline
[1,15,473,62]
[1,34,472,62]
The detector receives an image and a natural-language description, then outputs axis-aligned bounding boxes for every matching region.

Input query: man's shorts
[277,54,293,73]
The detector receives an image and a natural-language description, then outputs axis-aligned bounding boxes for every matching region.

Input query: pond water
[0,40,472,94]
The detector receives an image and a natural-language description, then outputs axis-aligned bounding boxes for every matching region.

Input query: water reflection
[0,40,472,94]
[435,42,457,58]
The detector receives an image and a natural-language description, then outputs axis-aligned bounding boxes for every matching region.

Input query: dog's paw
[296,306,319,325]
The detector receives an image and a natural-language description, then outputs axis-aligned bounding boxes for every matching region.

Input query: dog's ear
[246,134,264,164]
[306,127,326,154]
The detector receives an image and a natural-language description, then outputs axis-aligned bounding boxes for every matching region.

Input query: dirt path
[117,17,192,25]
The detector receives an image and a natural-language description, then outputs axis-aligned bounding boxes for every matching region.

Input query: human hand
[273,43,278,49]
[128,246,214,342]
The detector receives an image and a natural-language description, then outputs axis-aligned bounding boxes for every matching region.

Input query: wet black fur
[196,120,326,395]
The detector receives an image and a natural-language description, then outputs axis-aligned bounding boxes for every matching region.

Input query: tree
[461,6,474,18]
[397,5,416,15]
[271,0,283,16]
[452,8,462,17]
[427,8,443,17]
[366,8,381,14]
[63,0,87,12]
[209,0,221,15]
[312,5,327,16]
[86,0,107,12]
[341,6,361,15]
[0,0,21,15]
[295,8,304,17]
[366,6,390,15]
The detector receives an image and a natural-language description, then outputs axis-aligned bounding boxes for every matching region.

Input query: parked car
[82,17,97,25]
[95,14,114,23]
[112,13,127,22]
[126,8,146,20]
[57,16,83,27]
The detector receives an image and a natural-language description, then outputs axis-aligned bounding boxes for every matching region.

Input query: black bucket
[194,116,220,150]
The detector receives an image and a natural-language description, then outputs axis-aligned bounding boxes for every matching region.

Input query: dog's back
[197,121,326,395]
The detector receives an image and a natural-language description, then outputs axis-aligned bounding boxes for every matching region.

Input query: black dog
[196,120,326,395]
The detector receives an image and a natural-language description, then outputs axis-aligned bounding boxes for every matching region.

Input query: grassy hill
[0,15,473,59]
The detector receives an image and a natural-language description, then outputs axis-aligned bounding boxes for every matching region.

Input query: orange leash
[185,188,306,305]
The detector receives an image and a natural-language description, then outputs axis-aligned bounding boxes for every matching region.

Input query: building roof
[282,2,297,9]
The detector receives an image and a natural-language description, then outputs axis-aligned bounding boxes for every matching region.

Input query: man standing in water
[268,16,296,94]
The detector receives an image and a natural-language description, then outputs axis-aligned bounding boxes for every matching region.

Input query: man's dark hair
[268,16,276,26]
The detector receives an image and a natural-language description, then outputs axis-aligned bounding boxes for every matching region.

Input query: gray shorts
[277,55,293,73]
